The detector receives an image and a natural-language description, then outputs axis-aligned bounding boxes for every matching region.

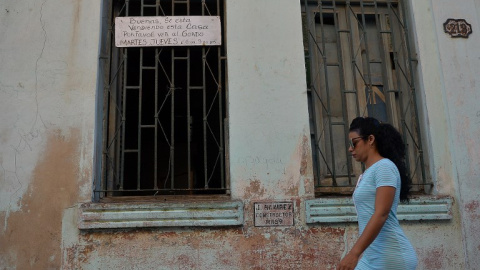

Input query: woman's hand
[337,252,360,270]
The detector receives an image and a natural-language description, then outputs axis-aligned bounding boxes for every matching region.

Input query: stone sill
[78,200,244,230]
[306,196,453,223]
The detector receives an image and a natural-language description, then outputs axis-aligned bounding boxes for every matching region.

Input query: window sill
[306,196,453,223]
[78,200,244,230]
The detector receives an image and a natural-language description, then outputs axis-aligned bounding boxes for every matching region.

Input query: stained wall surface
[0,0,99,268]
[0,0,478,269]
[427,1,480,269]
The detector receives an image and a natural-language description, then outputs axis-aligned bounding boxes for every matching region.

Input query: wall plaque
[254,201,294,227]
[444,18,472,38]
[115,16,221,47]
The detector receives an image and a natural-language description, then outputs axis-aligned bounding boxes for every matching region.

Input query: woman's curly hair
[349,117,411,203]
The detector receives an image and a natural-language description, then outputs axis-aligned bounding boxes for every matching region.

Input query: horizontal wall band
[79,196,452,229]
[78,200,244,229]
[306,196,453,223]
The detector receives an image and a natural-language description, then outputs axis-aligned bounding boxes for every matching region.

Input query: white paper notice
[115,16,222,47]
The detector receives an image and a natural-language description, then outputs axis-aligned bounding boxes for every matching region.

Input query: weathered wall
[61,218,465,269]
[0,0,477,269]
[0,0,100,268]
[410,0,480,268]
[227,0,313,201]
[429,1,480,268]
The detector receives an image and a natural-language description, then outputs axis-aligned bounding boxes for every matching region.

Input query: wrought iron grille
[302,0,431,194]
[96,0,228,198]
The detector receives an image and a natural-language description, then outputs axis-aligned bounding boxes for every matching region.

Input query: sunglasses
[349,136,364,149]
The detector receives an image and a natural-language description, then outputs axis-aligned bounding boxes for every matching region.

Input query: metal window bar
[302,0,429,193]
[97,0,228,197]
[303,2,354,189]
[373,2,394,125]
[387,0,427,191]
[317,3,337,186]
[332,2,355,186]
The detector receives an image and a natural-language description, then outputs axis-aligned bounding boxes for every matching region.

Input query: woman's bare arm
[337,186,396,270]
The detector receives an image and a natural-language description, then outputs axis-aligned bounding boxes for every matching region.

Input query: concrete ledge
[78,200,244,229]
[306,196,453,223]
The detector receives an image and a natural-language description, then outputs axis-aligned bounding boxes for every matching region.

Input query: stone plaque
[254,201,294,227]
[115,16,222,47]
[444,18,472,38]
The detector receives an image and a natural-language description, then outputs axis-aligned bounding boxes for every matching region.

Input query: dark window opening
[97,0,228,198]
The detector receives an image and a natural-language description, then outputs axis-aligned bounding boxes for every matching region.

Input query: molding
[78,200,244,230]
[306,196,453,223]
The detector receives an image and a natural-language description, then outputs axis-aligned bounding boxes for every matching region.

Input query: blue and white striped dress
[353,158,418,270]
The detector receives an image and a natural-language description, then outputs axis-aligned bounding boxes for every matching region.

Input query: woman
[338,117,418,270]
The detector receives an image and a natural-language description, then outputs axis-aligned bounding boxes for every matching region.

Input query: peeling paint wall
[63,226,359,270]
[0,130,83,268]
[0,0,479,269]
[431,0,480,267]
[410,0,480,268]
[0,0,99,268]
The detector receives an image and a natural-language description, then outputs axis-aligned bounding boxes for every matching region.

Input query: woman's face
[348,131,369,163]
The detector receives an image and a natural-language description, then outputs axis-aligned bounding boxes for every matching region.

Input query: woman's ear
[368,134,376,146]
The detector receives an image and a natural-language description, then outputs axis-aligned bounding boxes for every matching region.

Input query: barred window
[302,0,431,195]
[96,0,228,199]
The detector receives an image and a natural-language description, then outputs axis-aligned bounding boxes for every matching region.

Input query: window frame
[301,0,432,196]
[95,0,230,201]
[82,0,244,230]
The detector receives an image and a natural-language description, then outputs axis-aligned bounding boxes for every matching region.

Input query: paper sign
[115,16,222,47]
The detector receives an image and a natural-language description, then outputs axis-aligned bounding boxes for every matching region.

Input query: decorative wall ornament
[444,18,472,38]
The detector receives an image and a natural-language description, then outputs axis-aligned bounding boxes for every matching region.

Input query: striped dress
[353,158,418,270]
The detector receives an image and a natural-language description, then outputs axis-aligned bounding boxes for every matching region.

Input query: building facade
[0,0,479,269]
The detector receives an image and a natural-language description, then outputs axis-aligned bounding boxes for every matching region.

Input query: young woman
[338,117,418,270]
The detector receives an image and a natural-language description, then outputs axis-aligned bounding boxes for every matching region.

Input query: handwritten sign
[254,202,294,227]
[115,16,221,47]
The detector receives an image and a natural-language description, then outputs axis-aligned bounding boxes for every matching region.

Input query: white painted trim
[306,196,453,223]
[78,200,244,229]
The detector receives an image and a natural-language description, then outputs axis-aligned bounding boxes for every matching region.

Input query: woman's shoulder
[375,158,399,176]
[370,158,395,169]
[378,158,395,167]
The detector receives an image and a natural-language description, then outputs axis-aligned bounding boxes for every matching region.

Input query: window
[96,0,228,199]
[302,0,431,195]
